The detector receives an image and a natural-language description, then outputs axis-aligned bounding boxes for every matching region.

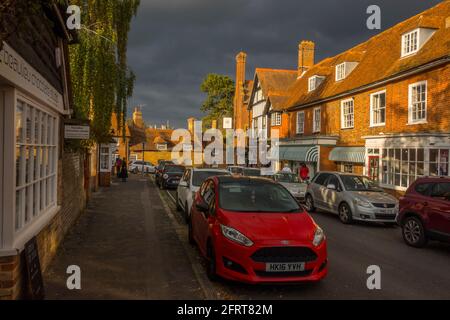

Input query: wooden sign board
[24,237,45,300]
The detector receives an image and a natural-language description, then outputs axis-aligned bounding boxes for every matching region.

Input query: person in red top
[299,163,310,182]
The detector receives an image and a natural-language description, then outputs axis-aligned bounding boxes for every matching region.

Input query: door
[193,180,215,252]
[368,156,380,182]
[427,182,450,236]
[312,173,331,209]
[178,169,190,209]
[323,174,342,213]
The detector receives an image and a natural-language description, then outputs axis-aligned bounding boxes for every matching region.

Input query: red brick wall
[288,64,450,142]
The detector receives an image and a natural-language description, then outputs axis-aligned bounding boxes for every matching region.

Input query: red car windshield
[219,181,301,213]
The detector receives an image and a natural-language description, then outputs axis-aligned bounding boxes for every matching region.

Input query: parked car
[398,177,450,248]
[129,160,155,174]
[155,160,174,181]
[188,176,327,283]
[176,168,231,222]
[227,166,244,176]
[272,172,307,202]
[156,164,185,189]
[305,172,398,224]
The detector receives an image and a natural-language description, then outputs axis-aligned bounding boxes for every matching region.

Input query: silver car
[305,172,399,224]
[272,172,307,202]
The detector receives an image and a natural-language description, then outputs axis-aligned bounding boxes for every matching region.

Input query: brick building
[281,1,450,193]
[0,2,88,299]
[232,1,449,194]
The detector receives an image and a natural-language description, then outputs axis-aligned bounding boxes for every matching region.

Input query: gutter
[288,55,450,111]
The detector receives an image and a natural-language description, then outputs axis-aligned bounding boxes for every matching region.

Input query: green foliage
[69,0,140,143]
[200,74,235,128]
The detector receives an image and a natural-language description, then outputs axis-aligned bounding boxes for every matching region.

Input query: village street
[44,174,450,300]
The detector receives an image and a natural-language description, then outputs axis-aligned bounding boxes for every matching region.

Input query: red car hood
[221,211,316,242]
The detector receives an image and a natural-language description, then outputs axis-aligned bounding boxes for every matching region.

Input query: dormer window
[401,28,436,58]
[308,75,325,92]
[402,29,419,57]
[335,62,358,81]
[336,63,346,81]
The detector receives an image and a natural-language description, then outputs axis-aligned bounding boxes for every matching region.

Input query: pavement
[44,174,450,300]
[44,175,204,300]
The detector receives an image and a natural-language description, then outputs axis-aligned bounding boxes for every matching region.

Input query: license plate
[265,262,305,272]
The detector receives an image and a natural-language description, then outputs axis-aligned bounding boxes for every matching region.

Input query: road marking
[166,190,177,204]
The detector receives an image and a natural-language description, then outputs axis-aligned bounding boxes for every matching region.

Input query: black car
[157,165,185,189]
[155,160,175,182]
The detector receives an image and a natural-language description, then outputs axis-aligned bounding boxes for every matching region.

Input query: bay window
[15,99,58,233]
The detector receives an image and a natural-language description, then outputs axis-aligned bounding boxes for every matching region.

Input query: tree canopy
[69,0,140,142]
[200,74,235,129]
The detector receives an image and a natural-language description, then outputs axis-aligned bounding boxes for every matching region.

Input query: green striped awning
[278,145,319,163]
[329,147,365,164]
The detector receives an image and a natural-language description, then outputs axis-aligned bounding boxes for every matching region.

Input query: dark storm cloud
[127,0,443,128]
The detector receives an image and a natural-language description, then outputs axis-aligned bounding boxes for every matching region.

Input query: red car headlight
[220,224,253,247]
[312,226,325,247]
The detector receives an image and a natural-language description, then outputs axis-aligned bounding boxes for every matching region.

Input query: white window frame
[408,81,427,125]
[313,107,321,133]
[296,111,305,134]
[308,76,324,92]
[401,29,419,57]
[271,112,282,126]
[370,90,386,127]
[1,88,60,254]
[99,144,112,172]
[341,98,354,129]
[335,63,346,81]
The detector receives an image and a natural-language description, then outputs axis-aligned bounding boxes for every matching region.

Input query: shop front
[0,42,66,258]
[364,133,450,192]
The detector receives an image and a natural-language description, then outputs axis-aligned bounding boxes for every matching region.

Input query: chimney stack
[234,52,247,129]
[298,41,315,78]
[132,107,144,128]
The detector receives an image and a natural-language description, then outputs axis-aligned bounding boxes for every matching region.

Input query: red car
[188,176,328,284]
[398,177,450,247]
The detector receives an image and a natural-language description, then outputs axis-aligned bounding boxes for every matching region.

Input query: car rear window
[192,171,230,187]
[165,166,185,173]
[243,169,261,176]
[219,181,301,213]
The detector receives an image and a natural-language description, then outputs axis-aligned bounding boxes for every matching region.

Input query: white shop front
[0,42,66,256]
[364,133,450,192]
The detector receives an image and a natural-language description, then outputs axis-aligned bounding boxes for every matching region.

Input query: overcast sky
[126,0,442,128]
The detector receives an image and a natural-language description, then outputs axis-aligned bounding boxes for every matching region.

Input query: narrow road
[166,188,450,300]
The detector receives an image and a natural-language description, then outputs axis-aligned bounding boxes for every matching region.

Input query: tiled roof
[243,80,254,105]
[255,68,298,99]
[130,128,175,152]
[286,1,450,109]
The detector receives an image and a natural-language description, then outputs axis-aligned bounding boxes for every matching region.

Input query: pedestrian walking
[119,162,128,182]
[281,165,292,173]
[116,157,123,178]
[299,163,310,182]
